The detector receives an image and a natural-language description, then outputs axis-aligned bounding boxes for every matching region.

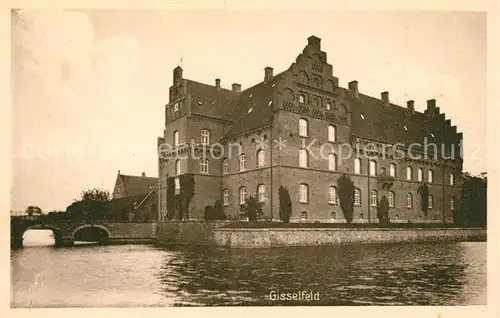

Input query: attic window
[249,94,253,98]
[268,101,273,106]
[430,133,435,138]
[403,125,408,131]
[360,114,365,120]
[174,103,179,112]
[248,108,253,113]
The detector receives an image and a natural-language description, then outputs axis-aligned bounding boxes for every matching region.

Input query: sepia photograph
[7,4,492,311]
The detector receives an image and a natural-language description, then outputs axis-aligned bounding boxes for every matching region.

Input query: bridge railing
[11,216,158,223]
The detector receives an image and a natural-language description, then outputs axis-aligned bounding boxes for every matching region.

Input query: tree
[204,199,227,220]
[417,183,429,218]
[337,174,354,224]
[67,188,111,220]
[459,173,487,227]
[166,177,175,220]
[239,195,264,222]
[180,174,195,220]
[377,195,390,226]
[25,206,42,216]
[279,185,292,223]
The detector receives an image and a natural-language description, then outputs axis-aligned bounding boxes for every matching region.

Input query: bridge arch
[72,224,111,239]
[22,224,62,238]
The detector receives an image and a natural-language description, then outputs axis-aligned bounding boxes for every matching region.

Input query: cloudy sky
[10,9,486,212]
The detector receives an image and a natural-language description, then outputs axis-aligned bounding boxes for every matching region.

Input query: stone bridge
[11,216,158,248]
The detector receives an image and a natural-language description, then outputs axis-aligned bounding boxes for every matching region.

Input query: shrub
[279,185,292,223]
[337,174,355,224]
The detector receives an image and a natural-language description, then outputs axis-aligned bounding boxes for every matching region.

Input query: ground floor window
[301,211,308,220]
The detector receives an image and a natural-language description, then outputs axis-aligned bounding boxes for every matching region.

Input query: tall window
[450,197,455,210]
[328,125,337,142]
[299,149,308,168]
[428,195,433,209]
[257,150,265,168]
[301,211,308,220]
[328,153,337,171]
[200,158,209,174]
[450,174,455,185]
[389,164,396,177]
[223,189,229,206]
[328,186,337,204]
[388,191,395,207]
[257,184,266,202]
[406,167,413,180]
[299,94,306,104]
[299,118,308,137]
[370,190,378,206]
[354,158,361,174]
[174,177,180,194]
[201,129,210,145]
[418,168,423,181]
[223,158,229,174]
[406,193,413,208]
[173,130,179,147]
[354,188,361,206]
[175,159,181,176]
[174,102,179,112]
[239,187,247,205]
[299,184,309,203]
[428,170,434,183]
[325,101,332,110]
[369,160,377,176]
[239,154,246,171]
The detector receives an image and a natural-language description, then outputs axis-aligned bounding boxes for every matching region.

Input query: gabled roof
[187,80,239,121]
[224,71,288,138]
[109,190,157,213]
[117,174,158,197]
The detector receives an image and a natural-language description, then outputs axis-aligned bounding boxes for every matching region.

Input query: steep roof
[116,174,158,197]
[224,71,288,138]
[343,88,429,145]
[186,80,239,121]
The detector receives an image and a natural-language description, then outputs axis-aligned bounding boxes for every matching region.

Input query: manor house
[157,35,463,223]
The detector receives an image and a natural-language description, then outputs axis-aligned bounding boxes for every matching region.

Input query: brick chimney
[232,83,241,93]
[426,99,436,115]
[173,66,183,85]
[141,172,146,178]
[264,67,273,83]
[307,35,321,50]
[215,78,221,89]
[348,81,359,98]
[381,91,389,105]
[407,100,415,110]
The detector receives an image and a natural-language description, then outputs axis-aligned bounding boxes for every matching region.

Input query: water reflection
[11,241,486,307]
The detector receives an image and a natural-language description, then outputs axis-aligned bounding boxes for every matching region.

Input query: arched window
[239,187,247,205]
[299,184,309,203]
[417,168,423,181]
[223,158,229,174]
[370,190,378,206]
[201,129,210,145]
[239,154,246,171]
[223,189,229,206]
[299,149,308,168]
[258,184,266,202]
[388,191,395,207]
[175,159,181,176]
[450,173,455,185]
[406,193,413,208]
[406,167,413,180]
[299,94,306,104]
[174,177,180,194]
[299,118,308,137]
[369,160,377,176]
[428,170,434,183]
[328,186,337,204]
[325,101,332,110]
[313,98,320,106]
[450,197,455,210]
[428,194,433,209]
[200,158,209,174]
[173,130,179,147]
[328,153,337,171]
[389,164,396,177]
[354,188,361,206]
[257,150,265,168]
[301,211,308,220]
[328,125,337,142]
[354,158,361,174]
[331,211,336,219]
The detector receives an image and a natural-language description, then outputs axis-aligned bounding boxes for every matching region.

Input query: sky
[10,9,486,212]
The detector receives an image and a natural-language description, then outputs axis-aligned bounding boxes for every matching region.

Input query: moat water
[11,230,486,307]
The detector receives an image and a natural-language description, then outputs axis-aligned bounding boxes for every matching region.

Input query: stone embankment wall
[156,221,228,246]
[212,227,487,248]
